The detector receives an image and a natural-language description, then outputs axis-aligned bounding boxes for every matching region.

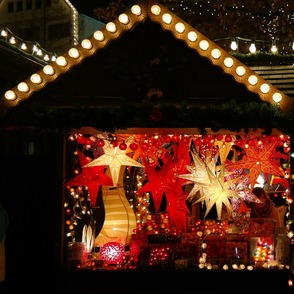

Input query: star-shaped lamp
[226,142,285,189]
[84,141,144,187]
[65,149,113,206]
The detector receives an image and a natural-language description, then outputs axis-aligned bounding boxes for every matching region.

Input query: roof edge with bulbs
[0,0,293,118]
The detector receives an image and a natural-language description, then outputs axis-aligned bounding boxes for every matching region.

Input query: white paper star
[84,141,144,186]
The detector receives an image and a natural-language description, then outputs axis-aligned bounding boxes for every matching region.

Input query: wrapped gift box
[226,241,249,265]
[249,218,275,236]
[205,235,226,265]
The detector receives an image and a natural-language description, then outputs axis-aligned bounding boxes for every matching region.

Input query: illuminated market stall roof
[0,0,292,132]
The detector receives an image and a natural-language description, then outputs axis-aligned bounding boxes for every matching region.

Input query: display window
[62,131,293,272]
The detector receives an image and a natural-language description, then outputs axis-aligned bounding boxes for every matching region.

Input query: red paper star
[65,150,113,206]
[137,141,191,212]
[226,142,285,190]
[166,191,190,232]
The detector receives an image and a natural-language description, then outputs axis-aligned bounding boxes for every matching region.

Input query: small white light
[199,40,209,50]
[249,43,256,53]
[9,37,16,44]
[106,22,116,33]
[224,57,234,68]
[17,82,29,92]
[211,48,221,59]
[4,90,16,100]
[131,5,141,16]
[236,66,246,76]
[68,48,80,58]
[272,92,282,103]
[247,265,254,271]
[151,5,161,15]
[30,74,42,84]
[118,13,129,24]
[248,75,258,85]
[260,83,270,94]
[187,31,197,42]
[230,40,238,51]
[175,22,185,33]
[271,45,278,54]
[81,39,92,49]
[1,29,7,37]
[56,56,67,67]
[43,65,55,75]
[93,31,104,41]
[162,13,172,24]
[20,43,27,50]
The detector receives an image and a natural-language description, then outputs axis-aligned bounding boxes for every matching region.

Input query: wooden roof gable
[0,0,292,123]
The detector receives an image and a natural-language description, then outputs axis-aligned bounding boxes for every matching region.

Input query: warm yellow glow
[56,56,67,67]
[43,65,55,75]
[17,82,29,92]
[68,48,79,58]
[175,22,185,33]
[199,40,209,50]
[272,92,282,103]
[106,22,117,33]
[131,4,141,16]
[81,39,92,49]
[248,75,258,85]
[94,166,137,247]
[4,90,16,100]
[151,4,161,15]
[211,48,221,59]
[162,13,172,24]
[187,31,197,42]
[224,57,234,67]
[118,13,129,24]
[236,66,246,76]
[93,30,104,41]
[260,83,270,94]
[30,73,42,84]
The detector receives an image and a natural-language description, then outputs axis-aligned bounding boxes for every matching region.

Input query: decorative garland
[1,99,293,135]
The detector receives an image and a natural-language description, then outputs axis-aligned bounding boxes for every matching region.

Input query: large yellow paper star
[178,148,246,219]
[84,141,144,186]
[177,148,218,203]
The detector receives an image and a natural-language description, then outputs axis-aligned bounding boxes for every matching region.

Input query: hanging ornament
[84,140,144,187]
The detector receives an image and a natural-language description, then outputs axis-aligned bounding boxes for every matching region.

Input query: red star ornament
[166,191,190,232]
[65,150,113,206]
[226,142,285,190]
[137,141,190,212]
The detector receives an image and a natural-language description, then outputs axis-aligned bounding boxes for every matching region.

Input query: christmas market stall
[0,0,293,292]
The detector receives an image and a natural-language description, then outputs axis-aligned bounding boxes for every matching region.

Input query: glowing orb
[100,242,125,264]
